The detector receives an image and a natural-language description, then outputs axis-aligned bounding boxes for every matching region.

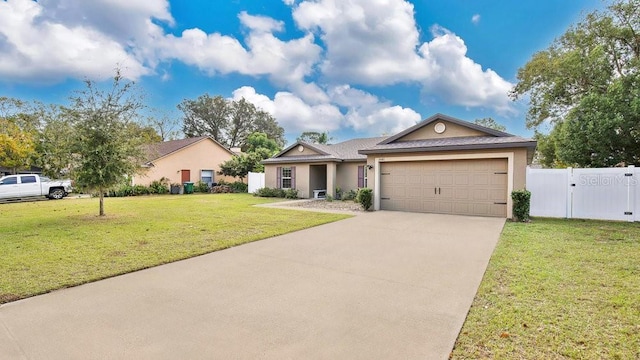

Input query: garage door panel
[380,159,507,217]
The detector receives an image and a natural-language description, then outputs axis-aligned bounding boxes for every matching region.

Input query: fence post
[566,167,573,219]
[627,165,635,222]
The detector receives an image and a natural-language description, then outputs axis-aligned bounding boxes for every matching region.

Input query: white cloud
[471,14,481,25]
[293,0,429,85]
[238,11,284,33]
[0,0,152,82]
[328,85,420,134]
[232,86,343,133]
[158,13,322,94]
[233,85,421,137]
[292,0,513,113]
[419,26,514,113]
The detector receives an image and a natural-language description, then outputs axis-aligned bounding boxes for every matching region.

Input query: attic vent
[434,122,446,134]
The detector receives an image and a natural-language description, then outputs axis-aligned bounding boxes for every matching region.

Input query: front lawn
[0,194,349,304]
[452,218,640,359]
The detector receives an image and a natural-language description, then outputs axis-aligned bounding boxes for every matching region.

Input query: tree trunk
[99,188,105,216]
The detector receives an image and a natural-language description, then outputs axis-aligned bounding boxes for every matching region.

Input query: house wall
[366,148,529,194]
[133,139,236,186]
[397,121,487,141]
[265,163,311,198]
[336,162,365,192]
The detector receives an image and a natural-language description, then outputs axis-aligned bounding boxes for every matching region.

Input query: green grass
[452,218,640,360]
[0,194,349,304]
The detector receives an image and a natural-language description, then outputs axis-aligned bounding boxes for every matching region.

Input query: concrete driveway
[0,211,504,360]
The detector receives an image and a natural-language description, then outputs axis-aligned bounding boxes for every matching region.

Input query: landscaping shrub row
[104,178,249,197]
[254,187,299,199]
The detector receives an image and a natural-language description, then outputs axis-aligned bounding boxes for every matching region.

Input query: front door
[181,170,190,183]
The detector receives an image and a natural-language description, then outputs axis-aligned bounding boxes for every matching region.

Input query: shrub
[254,187,294,198]
[511,189,532,222]
[149,178,169,194]
[284,188,298,199]
[342,189,358,201]
[230,181,248,193]
[194,181,210,193]
[325,194,333,202]
[132,185,149,196]
[356,188,373,211]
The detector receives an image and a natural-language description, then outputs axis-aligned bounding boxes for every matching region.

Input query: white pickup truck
[0,174,73,200]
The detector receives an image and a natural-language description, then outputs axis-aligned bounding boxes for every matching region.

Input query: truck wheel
[49,188,65,200]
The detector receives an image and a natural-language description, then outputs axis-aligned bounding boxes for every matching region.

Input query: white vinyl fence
[248,172,265,194]
[527,166,639,222]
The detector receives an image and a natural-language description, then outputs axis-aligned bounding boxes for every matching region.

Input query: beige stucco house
[132,136,237,186]
[263,114,536,218]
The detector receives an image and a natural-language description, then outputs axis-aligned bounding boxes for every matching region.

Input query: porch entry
[310,165,327,199]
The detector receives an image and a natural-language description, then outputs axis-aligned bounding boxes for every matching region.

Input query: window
[277,166,296,189]
[358,165,366,188]
[281,167,292,189]
[20,176,37,184]
[364,167,368,188]
[0,177,17,185]
[201,170,213,185]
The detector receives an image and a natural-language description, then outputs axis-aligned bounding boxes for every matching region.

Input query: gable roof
[145,136,234,164]
[359,135,537,154]
[263,136,386,164]
[359,113,536,155]
[379,113,512,145]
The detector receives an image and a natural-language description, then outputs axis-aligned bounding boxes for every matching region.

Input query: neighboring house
[263,114,537,218]
[132,136,237,186]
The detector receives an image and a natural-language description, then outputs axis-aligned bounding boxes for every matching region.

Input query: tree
[33,104,76,178]
[218,132,280,179]
[69,71,147,216]
[146,111,180,141]
[178,94,285,149]
[0,97,38,173]
[511,0,640,167]
[0,119,36,173]
[473,118,506,132]
[297,131,332,144]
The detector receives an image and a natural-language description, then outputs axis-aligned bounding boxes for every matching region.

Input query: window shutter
[291,166,296,189]
[277,167,282,189]
[357,165,364,188]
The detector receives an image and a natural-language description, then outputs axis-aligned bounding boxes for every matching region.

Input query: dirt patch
[0,293,22,304]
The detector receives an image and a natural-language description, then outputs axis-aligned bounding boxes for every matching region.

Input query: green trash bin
[183,182,194,194]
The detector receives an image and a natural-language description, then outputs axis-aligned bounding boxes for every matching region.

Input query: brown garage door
[380,159,508,217]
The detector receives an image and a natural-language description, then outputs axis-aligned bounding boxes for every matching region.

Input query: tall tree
[297,131,332,144]
[473,118,507,132]
[178,94,229,142]
[69,70,147,216]
[178,95,285,149]
[511,0,640,167]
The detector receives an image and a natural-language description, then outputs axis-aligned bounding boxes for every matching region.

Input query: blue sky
[0,0,603,144]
